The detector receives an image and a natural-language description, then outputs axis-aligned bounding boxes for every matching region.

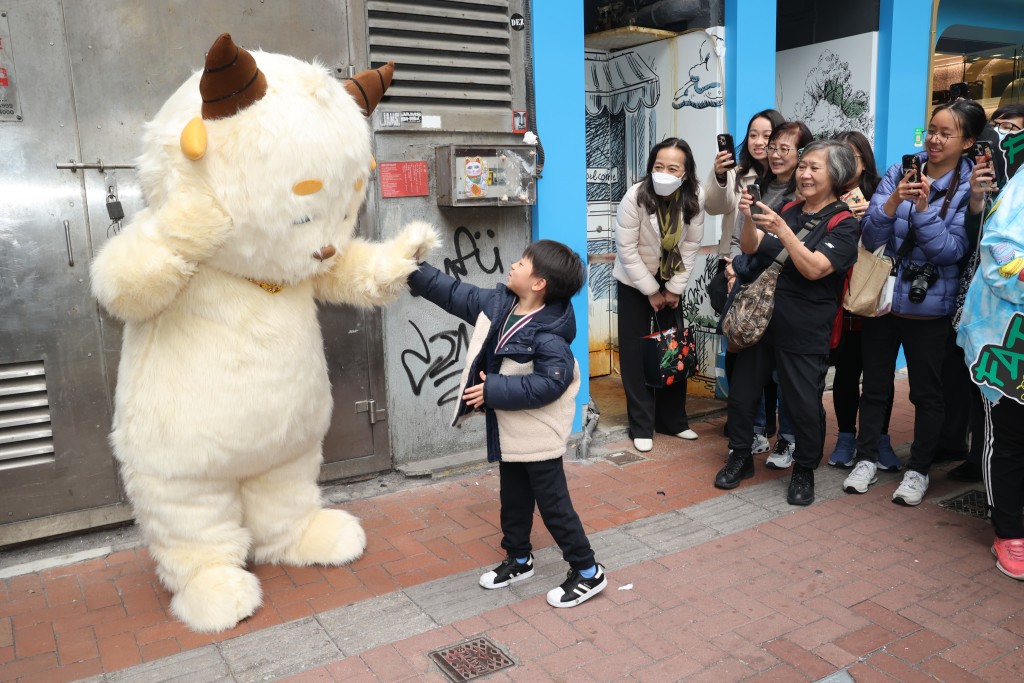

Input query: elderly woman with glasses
[714,140,860,505]
[842,100,985,506]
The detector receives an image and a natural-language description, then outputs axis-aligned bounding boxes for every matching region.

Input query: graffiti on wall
[444,226,504,280]
[400,320,470,407]
[401,226,506,406]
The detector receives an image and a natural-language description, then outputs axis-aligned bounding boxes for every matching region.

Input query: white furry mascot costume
[90,33,437,632]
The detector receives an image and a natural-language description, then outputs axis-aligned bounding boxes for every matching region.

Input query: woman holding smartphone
[715,140,860,505]
[613,138,706,453]
[826,131,901,472]
[705,109,785,259]
[842,100,984,506]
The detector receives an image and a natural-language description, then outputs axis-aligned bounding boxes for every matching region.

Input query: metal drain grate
[429,637,515,681]
[938,489,989,519]
[606,450,647,466]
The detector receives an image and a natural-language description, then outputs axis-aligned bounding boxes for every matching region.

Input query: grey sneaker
[892,471,929,506]
[843,460,878,494]
[765,437,794,469]
[751,433,771,454]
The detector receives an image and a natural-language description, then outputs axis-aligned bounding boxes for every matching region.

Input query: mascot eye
[293,216,312,225]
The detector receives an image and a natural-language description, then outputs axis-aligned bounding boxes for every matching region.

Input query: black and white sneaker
[545,564,607,608]
[479,554,534,589]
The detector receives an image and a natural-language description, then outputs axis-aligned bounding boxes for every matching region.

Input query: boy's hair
[523,239,585,303]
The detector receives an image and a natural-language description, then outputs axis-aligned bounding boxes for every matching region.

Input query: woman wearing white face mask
[612,138,706,452]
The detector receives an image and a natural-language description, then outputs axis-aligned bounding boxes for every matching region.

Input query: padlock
[106,194,125,222]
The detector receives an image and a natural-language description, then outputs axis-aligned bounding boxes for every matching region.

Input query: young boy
[407,239,607,608]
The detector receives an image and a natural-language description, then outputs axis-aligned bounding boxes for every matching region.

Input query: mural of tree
[793,50,873,139]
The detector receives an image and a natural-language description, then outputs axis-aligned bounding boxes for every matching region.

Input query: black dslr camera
[902,262,938,303]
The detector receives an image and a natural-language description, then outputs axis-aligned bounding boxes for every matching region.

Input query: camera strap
[894,155,963,274]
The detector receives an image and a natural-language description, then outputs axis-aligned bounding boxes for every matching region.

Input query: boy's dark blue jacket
[408,262,577,462]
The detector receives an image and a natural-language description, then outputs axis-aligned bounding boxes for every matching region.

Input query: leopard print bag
[720,262,782,350]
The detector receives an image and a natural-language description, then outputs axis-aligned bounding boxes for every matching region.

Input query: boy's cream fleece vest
[454,311,580,462]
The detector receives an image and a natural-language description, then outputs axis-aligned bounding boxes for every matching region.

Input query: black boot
[715,451,754,489]
[787,465,815,506]
[947,460,983,482]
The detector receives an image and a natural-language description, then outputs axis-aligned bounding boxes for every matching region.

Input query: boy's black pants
[499,458,595,570]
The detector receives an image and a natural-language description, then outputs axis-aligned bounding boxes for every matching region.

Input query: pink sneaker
[992,537,1024,580]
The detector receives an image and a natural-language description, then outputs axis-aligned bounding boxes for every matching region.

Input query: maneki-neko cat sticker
[464,156,488,197]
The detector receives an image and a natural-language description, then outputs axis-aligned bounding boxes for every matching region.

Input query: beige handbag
[843,242,893,317]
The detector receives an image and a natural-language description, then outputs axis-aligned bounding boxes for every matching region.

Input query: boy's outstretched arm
[407,261,489,324]
[483,337,574,410]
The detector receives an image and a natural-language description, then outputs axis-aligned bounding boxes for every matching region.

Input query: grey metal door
[0,1,121,529]
[0,0,390,543]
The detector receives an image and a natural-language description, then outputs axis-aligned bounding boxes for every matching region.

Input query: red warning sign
[0,67,8,88]
[379,161,429,198]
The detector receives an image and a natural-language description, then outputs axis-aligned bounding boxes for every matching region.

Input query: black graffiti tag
[401,320,471,406]
[444,226,503,280]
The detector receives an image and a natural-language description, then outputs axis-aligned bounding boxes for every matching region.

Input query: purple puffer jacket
[861,151,974,317]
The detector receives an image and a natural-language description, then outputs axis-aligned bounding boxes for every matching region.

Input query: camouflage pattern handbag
[721,262,782,350]
[720,208,836,350]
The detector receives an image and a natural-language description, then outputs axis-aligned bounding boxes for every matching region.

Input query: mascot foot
[170,565,262,633]
[289,508,367,566]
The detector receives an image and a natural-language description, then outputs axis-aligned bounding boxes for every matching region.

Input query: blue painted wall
[725,0,778,137]
[530,1,589,429]
[875,0,935,171]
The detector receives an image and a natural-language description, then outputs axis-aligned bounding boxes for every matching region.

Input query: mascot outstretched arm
[90,33,436,633]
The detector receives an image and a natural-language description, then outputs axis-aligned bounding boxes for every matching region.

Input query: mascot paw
[399,220,440,262]
[290,508,367,566]
[171,565,262,633]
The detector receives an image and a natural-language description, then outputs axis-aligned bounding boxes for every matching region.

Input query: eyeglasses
[925,130,962,143]
[994,120,1023,133]
[767,144,793,156]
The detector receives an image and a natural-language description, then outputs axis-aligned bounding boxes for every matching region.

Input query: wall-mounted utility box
[435,145,538,207]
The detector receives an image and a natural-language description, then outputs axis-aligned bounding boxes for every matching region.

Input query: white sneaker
[676,429,698,440]
[751,433,770,454]
[765,437,794,469]
[843,460,878,494]
[893,470,929,506]
[633,438,653,452]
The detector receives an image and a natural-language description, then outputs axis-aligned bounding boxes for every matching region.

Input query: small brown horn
[200,33,268,120]
[344,62,394,116]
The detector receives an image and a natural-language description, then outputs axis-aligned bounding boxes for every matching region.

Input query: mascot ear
[180,117,208,160]
[344,61,395,116]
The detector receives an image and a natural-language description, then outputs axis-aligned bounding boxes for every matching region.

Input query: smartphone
[747,183,763,216]
[901,154,921,183]
[716,133,736,162]
[972,140,996,190]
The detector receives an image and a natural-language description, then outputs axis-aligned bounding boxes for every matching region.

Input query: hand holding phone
[717,134,736,161]
[972,140,997,191]
[747,183,764,216]
[901,154,921,184]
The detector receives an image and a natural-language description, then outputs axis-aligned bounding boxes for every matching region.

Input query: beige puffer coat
[611,181,706,296]
[704,166,758,257]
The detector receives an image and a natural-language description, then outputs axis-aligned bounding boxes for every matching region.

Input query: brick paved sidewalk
[2,379,1021,682]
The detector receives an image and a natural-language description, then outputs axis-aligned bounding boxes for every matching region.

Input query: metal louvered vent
[367,0,515,120]
[0,361,55,471]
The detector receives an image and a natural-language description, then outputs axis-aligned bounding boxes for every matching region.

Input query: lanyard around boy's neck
[496,305,544,350]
